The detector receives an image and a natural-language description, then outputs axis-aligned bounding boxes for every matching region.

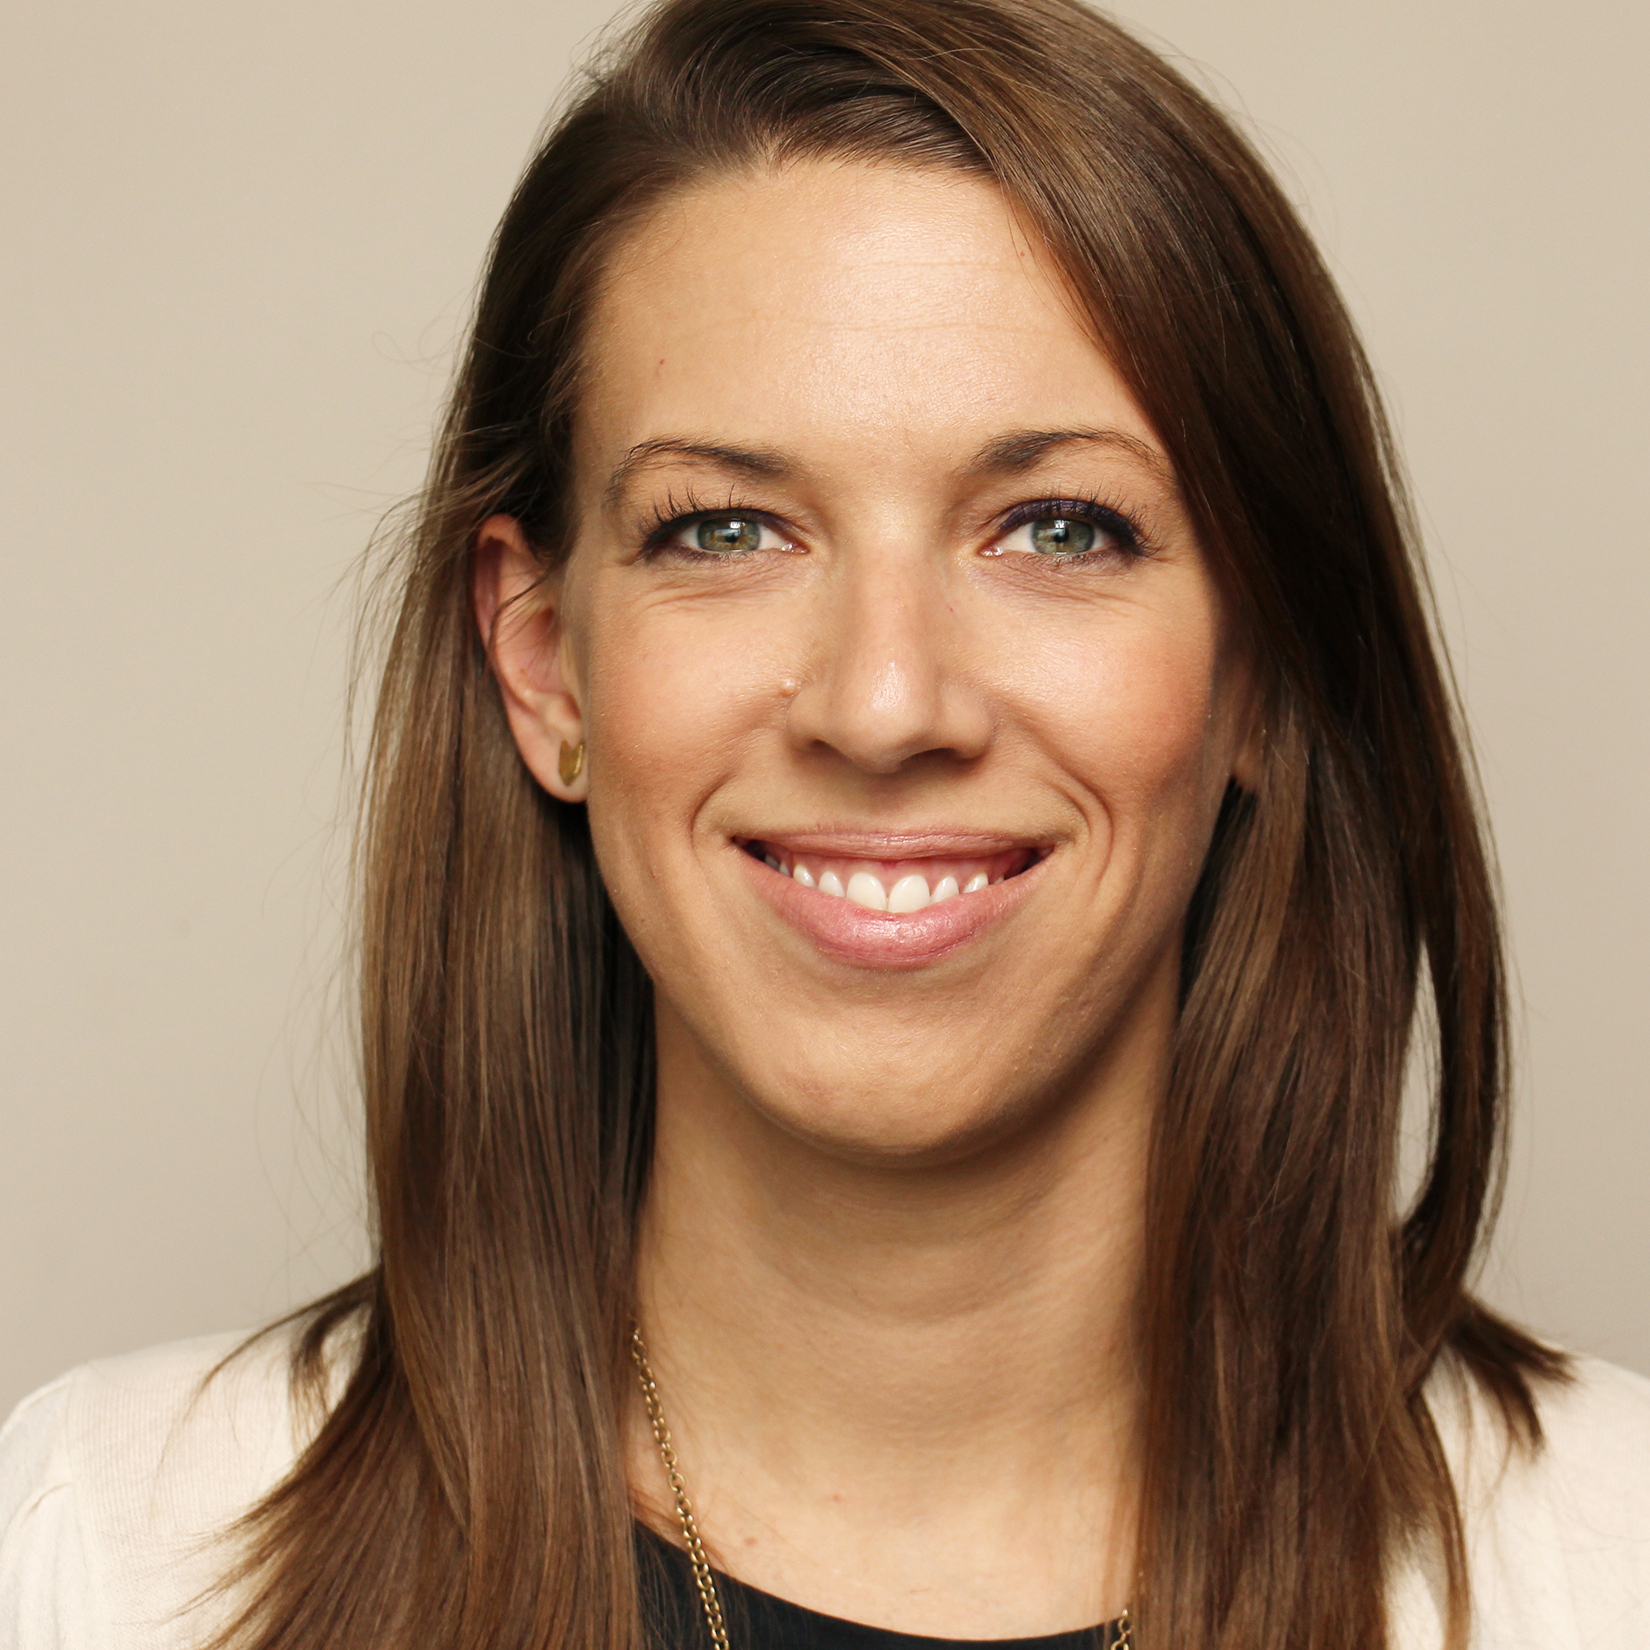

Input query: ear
[473,514,588,802]
[1227,662,1266,795]
[1230,712,1264,795]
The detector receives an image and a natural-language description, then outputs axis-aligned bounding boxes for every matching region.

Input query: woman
[2,0,1645,1645]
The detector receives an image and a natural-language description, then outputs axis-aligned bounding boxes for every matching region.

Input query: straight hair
[215,2,1565,1645]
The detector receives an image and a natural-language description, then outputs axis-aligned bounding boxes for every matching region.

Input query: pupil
[696,517,761,553]
[1030,517,1096,554]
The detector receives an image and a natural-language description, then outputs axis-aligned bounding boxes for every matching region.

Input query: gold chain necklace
[629,1325,1132,1649]
[631,1327,733,1649]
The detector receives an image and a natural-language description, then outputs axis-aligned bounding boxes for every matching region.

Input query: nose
[783,552,992,774]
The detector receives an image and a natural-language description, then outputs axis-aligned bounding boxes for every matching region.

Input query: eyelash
[638,488,757,558]
[991,496,1149,562]
[637,490,1152,563]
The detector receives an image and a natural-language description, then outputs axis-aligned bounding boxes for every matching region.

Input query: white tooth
[963,872,989,894]
[793,863,816,889]
[845,871,889,911]
[931,874,960,904]
[819,871,846,898]
[887,873,931,914]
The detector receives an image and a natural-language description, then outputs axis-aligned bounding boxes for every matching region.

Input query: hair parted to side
[212,2,1566,1647]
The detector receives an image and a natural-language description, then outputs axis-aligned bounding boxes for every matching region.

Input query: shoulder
[1518,1356,1650,1520]
[1412,1354,1650,1648]
[0,1327,316,1649]
[1447,1354,1650,1537]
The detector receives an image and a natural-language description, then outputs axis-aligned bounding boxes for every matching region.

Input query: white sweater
[0,1329,1647,1647]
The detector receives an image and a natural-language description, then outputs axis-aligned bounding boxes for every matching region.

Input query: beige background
[2,0,1645,1418]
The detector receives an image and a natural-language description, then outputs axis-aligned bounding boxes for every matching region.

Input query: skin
[476,160,1257,1635]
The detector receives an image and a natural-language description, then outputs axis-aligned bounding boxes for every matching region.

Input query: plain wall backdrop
[2,0,1646,1417]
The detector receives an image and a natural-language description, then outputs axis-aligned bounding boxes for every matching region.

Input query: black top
[637,1525,1124,1649]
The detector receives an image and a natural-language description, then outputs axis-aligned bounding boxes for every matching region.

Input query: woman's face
[492,160,1255,1161]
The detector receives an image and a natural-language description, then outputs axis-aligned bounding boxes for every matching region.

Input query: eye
[1025,516,1096,555]
[694,515,763,553]
[654,512,791,556]
[989,501,1143,561]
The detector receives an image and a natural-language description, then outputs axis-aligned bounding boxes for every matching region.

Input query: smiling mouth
[739,839,1047,913]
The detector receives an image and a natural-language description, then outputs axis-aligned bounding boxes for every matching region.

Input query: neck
[629,969,1167,1637]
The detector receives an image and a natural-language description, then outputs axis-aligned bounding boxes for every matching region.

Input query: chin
[736,1048,1066,1166]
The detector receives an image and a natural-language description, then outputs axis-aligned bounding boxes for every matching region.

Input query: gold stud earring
[558,739,586,787]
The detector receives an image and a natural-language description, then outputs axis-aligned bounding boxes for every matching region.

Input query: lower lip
[735,848,1048,969]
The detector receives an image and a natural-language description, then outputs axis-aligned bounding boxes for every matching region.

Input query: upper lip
[734,829,1054,857]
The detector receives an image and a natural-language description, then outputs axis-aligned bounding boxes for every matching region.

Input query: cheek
[579,597,775,828]
[1025,609,1230,830]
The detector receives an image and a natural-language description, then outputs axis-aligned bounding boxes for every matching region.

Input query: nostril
[779,644,992,773]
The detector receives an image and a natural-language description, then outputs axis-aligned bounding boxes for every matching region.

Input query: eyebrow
[603,438,790,510]
[968,426,1171,481]
[602,425,1171,509]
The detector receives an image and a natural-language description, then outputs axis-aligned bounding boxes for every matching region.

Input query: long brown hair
[216,2,1564,1646]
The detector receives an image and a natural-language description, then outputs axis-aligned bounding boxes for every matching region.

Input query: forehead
[577,160,1158,476]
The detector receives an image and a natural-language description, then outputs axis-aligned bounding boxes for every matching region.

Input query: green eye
[1028,517,1097,555]
[695,516,764,554]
